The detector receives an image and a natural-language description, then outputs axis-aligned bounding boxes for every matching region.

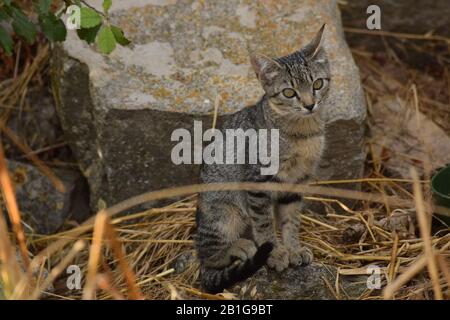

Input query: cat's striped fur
[195,25,330,293]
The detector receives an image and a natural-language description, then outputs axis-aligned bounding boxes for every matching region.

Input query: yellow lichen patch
[174,96,184,105]
[152,87,172,99]
[220,92,230,102]
[188,90,200,99]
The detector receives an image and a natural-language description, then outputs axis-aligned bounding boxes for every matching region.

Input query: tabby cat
[195,24,330,293]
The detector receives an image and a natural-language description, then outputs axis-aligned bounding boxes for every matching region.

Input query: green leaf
[102,0,112,14]
[40,13,66,42]
[37,0,52,15]
[80,7,102,29]
[10,6,36,44]
[111,25,130,46]
[77,24,101,44]
[0,25,13,55]
[97,25,116,54]
[2,0,12,6]
[0,7,10,21]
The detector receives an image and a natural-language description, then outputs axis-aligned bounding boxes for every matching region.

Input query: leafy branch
[0,0,130,55]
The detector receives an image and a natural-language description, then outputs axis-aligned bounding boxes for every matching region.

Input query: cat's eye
[313,79,324,90]
[282,88,296,98]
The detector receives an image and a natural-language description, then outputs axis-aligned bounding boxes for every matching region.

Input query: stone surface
[235,263,367,300]
[6,88,64,160]
[53,0,366,209]
[7,160,90,234]
[171,252,367,299]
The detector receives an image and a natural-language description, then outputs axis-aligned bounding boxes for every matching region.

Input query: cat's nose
[304,104,315,111]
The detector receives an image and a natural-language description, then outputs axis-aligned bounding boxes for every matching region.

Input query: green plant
[0,0,130,55]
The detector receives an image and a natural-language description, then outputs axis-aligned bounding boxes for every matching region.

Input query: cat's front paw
[267,244,289,272]
[288,247,314,266]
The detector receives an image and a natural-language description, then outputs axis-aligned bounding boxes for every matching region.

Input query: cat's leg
[197,199,275,292]
[276,193,313,266]
[247,190,289,272]
[196,202,257,269]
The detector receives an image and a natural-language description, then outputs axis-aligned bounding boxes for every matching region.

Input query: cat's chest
[277,136,324,182]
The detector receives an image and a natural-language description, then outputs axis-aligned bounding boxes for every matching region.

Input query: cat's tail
[200,242,273,294]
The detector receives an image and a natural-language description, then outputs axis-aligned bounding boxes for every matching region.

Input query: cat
[195,24,330,293]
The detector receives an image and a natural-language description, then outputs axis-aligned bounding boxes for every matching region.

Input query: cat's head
[250,24,330,118]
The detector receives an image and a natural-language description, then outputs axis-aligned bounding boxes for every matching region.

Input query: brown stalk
[0,126,65,193]
[96,274,126,300]
[31,181,450,270]
[83,211,108,300]
[343,27,450,43]
[211,94,221,130]
[388,233,399,283]
[410,167,442,300]
[0,207,23,298]
[103,216,143,300]
[0,140,29,269]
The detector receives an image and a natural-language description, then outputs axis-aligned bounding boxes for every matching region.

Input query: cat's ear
[250,53,282,84]
[302,24,326,59]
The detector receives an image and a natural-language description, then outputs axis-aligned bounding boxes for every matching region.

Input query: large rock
[7,160,90,234]
[53,0,366,209]
[172,253,368,299]
[236,263,367,300]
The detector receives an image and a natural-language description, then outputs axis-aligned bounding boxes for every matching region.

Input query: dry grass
[0,31,449,300]
[6,178,448,300]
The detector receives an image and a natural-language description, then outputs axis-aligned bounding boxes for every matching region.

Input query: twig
[0,126,66,193]
[104,217,143,300]
[0,205,23,298]
[80,0,107,18]
[138,268,175,286]
[0,140,29,268]
[31,181,450,269]
[301,215,338,231]
[388,233,399,283]
[96,274,126,300]
[410,168,442,300]
[83,211,108,300]
[18,142,67,159]
[311,178,426,185]
[212,94,221,130]
[343,27,450,43]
